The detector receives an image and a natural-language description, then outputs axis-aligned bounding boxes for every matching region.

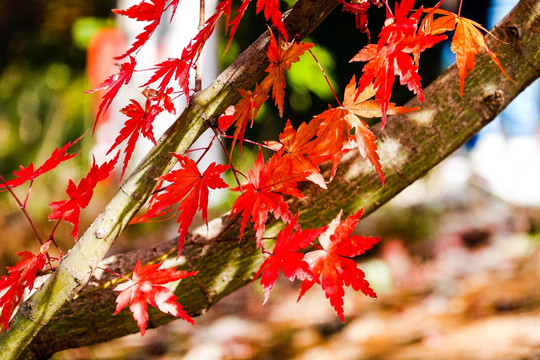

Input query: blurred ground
[52,158,540,360]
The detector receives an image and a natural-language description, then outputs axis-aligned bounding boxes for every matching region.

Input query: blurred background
[1,0,540,358]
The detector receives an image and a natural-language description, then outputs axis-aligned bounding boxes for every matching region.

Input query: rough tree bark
[5,0,540,358]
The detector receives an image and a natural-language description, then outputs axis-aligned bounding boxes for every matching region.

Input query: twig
[194,0,206,92]
[0,175,44,247]
[308,49,342,106]
[0,174,54,269]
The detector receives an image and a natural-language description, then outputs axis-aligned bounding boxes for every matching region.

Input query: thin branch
[0,175,56,270]
[214,129,245,194]
[0,175,44,247]
[195,133,216,166]
[307,48,341,106]
[194,0,206,92]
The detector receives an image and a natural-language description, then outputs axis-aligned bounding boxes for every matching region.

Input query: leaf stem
[0,175,44,247]
[96,266,132,282]
[23,180,33,208]
[220,134,273,150]
[185,146,212,154]
[212,128,244,194]
[0,174,57,269]
[383,0,394,20]
[307,49,342,107]
[48,221,65,257]
[195,133,216,166]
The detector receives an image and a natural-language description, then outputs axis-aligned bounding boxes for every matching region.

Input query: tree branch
[15,0,540,357]
[0,0,339,358]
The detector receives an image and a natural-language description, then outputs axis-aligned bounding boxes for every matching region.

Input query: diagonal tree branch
[0,0,340,358]
[20,0,540,358]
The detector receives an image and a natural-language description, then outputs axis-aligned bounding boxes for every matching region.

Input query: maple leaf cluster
[114,260,197,336]
[350,0,445,126]
[0,136,82,192]
[0,0,513,336]
[49,153,119,240]
[0,242,50,331]
[108,88,176,180]
[230,149,306,245]
[254,210,380,321]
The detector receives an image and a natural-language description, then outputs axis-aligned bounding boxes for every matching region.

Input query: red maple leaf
[264,30,313,117]
[0,241,50,332]
[298,210,380,321]
[225,0,251,52]
[142,58,191,102]
[137,154,228,252]
[48,153,119,240]
[230,149,306,245]
[336,0,383,41]
[114,0,230,107]
[143,0,230,104]
[255,0,287,41]
[0,135,81,192]
[0,275,20,333]
[265,119,326,188]
[350,0,445,125]
[228,84,268,154]
[114,260,197,336]
[86,56,137,130]
[108,88,171,180]
[113,0,167,60]
[226,0,287,52]
[308,107,347,180]
[254,214,323,304]
[217,106,236,132]
[168,0,181,20]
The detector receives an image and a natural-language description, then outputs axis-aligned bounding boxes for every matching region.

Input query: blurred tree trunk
[3,0,540,358]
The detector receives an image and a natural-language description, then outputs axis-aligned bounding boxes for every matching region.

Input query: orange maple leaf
[311,76,416,184]
[263,30,313,117]
[422,8,512,95]
[226,32,312,155]
[228,84,268,154]
[265,119,326,188]
[342,75,417,119]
